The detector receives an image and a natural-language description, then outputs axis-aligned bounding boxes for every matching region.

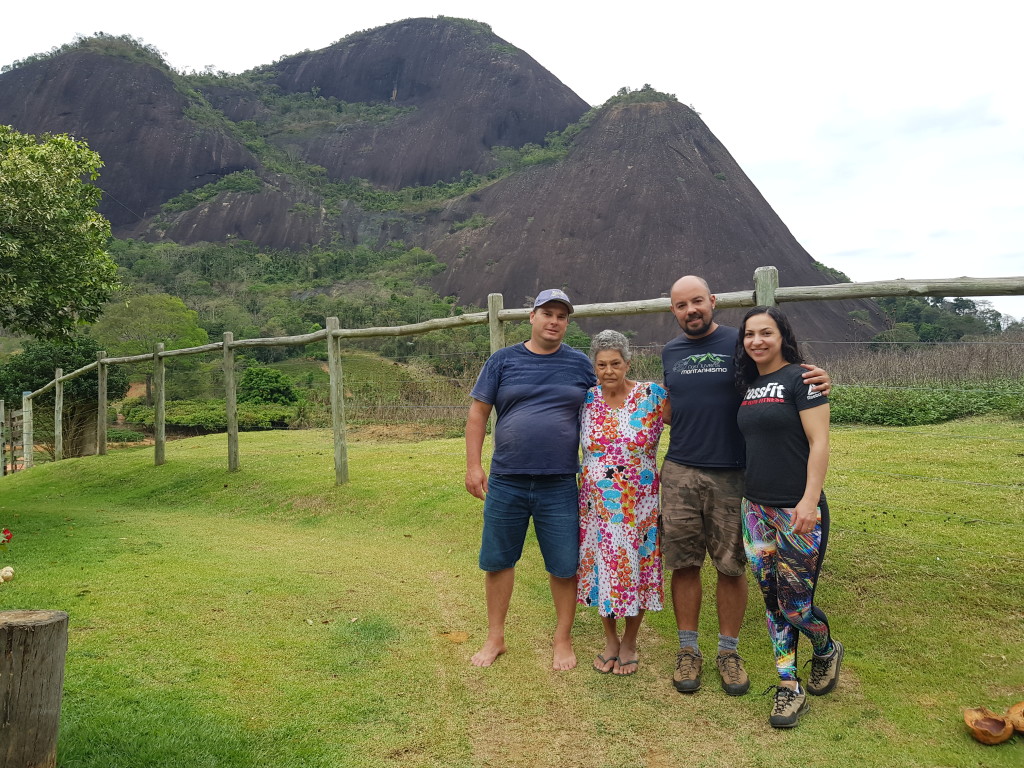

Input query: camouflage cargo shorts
[660,460,746,576]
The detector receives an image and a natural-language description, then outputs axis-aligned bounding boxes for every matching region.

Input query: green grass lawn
[0,417,1021,767]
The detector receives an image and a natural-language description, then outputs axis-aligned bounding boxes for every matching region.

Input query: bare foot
[552,638,577,671]
[614,643,639,675]
[471,639,506,667]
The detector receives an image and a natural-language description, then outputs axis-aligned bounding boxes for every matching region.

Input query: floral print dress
[577,381,668,617]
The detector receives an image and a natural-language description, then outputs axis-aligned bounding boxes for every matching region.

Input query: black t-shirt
[662,325,744,468]
[736,363,829,507]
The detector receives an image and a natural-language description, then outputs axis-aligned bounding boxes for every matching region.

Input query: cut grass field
[0,417,1021,767]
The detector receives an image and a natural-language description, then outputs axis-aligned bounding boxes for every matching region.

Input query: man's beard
[682,312,714,338]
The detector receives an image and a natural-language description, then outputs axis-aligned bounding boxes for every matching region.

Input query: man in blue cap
[465,288,596,670]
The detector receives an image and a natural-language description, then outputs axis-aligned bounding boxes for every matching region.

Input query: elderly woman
[578,330,670,675]
[735,306,842,728]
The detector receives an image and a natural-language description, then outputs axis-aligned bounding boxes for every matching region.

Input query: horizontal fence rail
[5,266,1023,484]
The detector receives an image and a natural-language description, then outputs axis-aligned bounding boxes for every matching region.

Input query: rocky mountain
[0,46,257,226]
[0,18,886,345]
[419,98,881,343]
[260,18,591,188]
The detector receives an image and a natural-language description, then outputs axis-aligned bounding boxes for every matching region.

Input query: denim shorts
[479,473,580,579]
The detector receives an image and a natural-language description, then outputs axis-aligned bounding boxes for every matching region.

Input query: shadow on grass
[59,684,264,768]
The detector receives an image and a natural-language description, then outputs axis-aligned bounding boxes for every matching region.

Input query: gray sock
[718,634,739,653]
[678,630,699,651]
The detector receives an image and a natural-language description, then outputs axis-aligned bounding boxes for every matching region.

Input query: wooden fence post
[7,409,14,475]
[53,369,63,462]
[0,399,5,476]
[0,610,69,768]
[486,294,505,433]
[326,317,349,485]
[754,266,779,307]
[487,293,505,354]
[22,392,33,470]
[154,343,165,466]
[96,350,107,456]
[223,332,239,472]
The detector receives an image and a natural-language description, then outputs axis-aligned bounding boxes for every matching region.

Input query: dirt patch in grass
[346,423,457,442]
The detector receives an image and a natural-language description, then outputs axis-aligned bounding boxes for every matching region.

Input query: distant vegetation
[813,260,852,283]
[167,75,685,218]
[1,32,170,74]
[871,295,1012,342]
[104,237,494,373]
[604,84,678,106]
[159,170,264,216]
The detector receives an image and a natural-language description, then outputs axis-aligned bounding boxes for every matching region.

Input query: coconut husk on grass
[1007,701,1024,733]
[963,707,1014,745]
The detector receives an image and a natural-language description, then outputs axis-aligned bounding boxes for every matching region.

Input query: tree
[88,294,211,400]
[0,334,130,457]
[0,126,119,338]
[870,322,919,350]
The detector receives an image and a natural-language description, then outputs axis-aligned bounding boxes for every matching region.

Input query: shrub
[829,380,1024,426]
[450,213,491,232]
[238,367,297,405]
[107,428,147,443]
[122,400,295,432]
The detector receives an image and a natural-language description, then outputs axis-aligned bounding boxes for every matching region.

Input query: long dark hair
[734,306,804,390]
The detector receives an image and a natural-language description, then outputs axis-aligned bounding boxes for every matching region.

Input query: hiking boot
[806,639,844,696]
[716,651,750,696]
[673,646,703,693]
[768,683,809,728]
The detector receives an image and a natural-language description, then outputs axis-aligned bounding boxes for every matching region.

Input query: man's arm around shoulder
[800,364,832,396]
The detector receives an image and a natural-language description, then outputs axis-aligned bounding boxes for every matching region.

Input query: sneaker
[716,651,750,696]
[673,646,703,693]
[806,639,844,696]
[768,683,809,728]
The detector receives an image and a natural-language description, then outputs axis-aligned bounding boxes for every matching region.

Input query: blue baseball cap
[532,288,574,314]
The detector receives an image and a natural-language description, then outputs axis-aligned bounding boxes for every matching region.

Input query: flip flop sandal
[593,654,618,673]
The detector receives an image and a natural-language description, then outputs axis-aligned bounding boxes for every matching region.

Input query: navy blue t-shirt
[471,343,597,475]
[662,325,745,468]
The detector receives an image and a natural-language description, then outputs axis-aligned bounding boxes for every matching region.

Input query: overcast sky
[4,0,1022,320]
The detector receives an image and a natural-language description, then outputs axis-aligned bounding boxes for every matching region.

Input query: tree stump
[1,610,69,768]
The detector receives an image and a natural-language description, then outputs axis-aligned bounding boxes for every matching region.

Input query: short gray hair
[589,329,632,361]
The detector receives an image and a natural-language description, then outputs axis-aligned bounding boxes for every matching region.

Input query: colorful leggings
[742,498,833,681]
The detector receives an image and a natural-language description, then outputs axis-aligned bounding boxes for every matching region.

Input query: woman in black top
[734,306,843,729]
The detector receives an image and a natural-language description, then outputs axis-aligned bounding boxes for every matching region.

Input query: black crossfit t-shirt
[662,325,744,468]
[736,363,829,507]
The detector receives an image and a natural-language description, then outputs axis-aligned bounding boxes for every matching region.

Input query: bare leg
[471,568,514,667]
[671,566,703,631]
[550,574,578,670]
[716,571,748,639]
[595,615,619,672]
[614,611,645,675]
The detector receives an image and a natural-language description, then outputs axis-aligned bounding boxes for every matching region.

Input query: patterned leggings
[742,498,833,681]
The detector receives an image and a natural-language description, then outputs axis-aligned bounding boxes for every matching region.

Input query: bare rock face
[418,100,886,344]
[0,51,257,226]
[263,17,591,187]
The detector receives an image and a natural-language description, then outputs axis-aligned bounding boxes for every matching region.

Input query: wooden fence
[8,266,1024,485]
